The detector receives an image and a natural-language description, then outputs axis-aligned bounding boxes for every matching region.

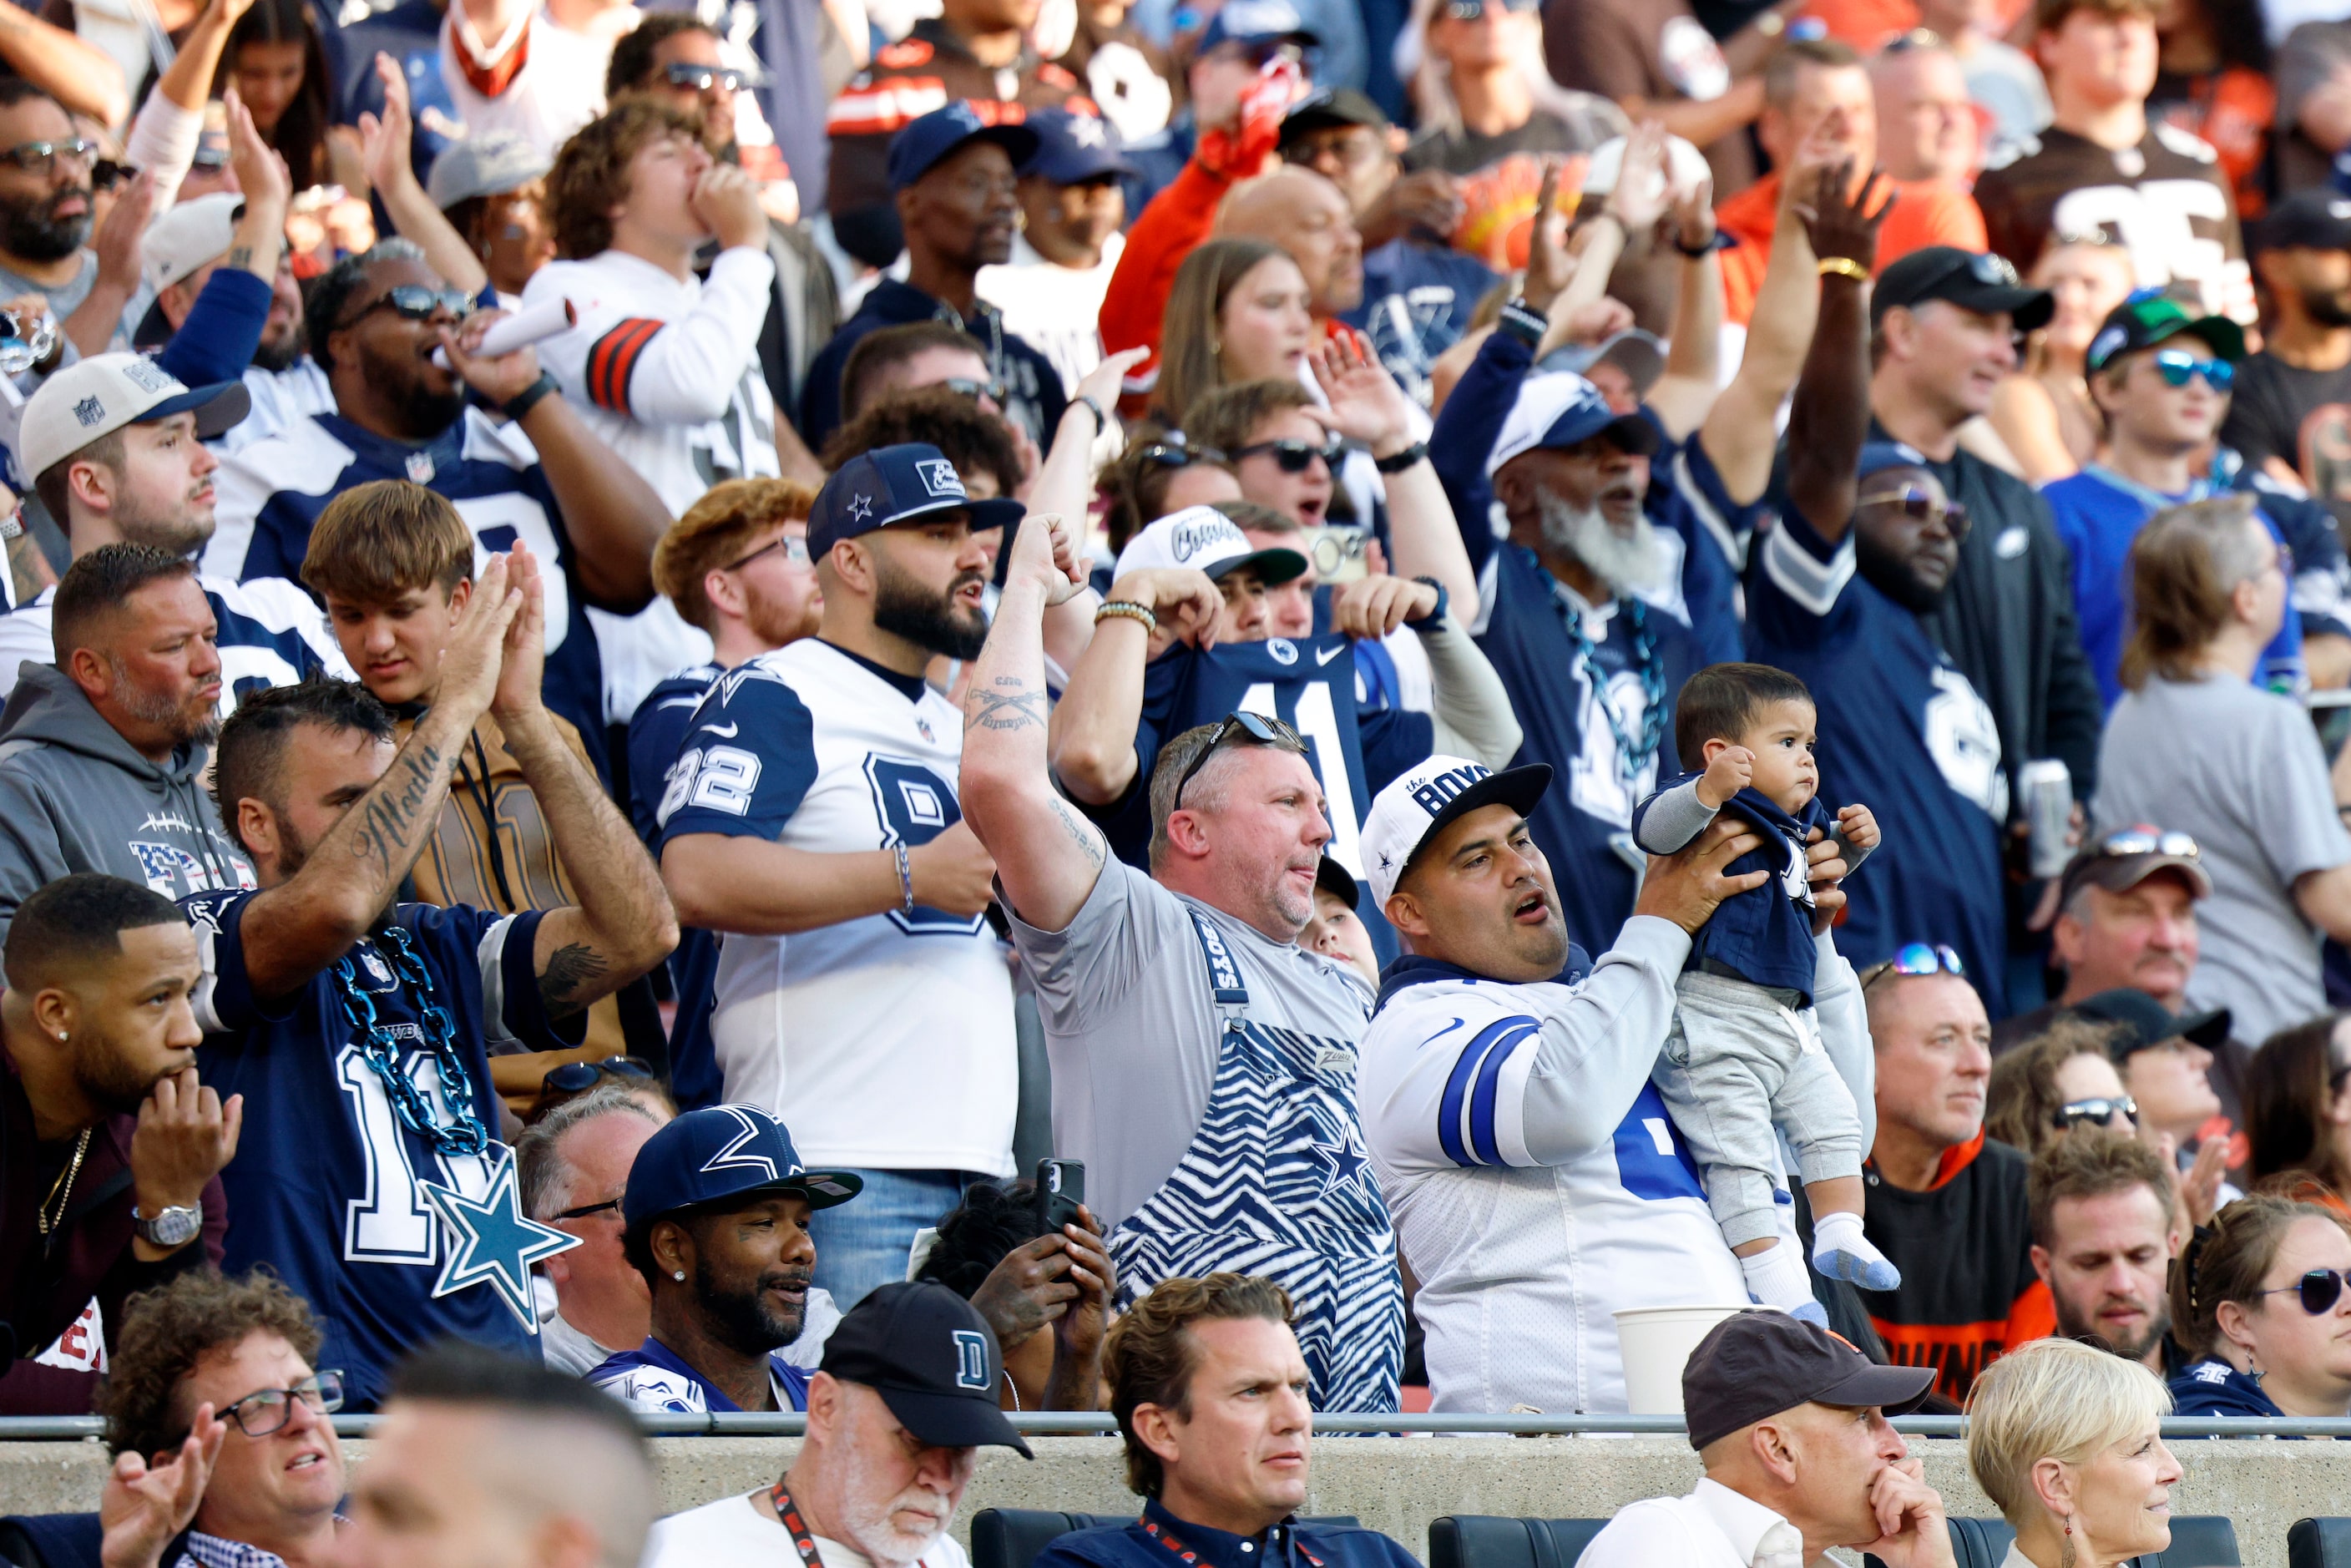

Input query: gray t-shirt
[2095,671,2351,1047]
[0,252,99,332]
[1005,859,1374,1228]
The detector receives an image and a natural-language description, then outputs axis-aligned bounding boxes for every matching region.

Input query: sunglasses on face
[0,137,94,175]
[1233,436,1345,473]
[90,158,132,190]
[2259,1267,2351,1315]
[540,1055,657,1095]
[1859,942,1967,989]
[2094,826,2200,861]
[1172,710,1301,811]
[1860,486,1971,542]
[724,533,811,572]
[665,62,748,91]
[2054,1095,2136,1131]
[2149,348,2236,392]
[338,285,476,331]
[943,375,1007,404]
[219,1372,344,1438]
[1443,0,1540,17]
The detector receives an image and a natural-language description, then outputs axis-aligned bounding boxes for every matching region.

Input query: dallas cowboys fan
[961,503,1403,1414]
[183,547,678,1408]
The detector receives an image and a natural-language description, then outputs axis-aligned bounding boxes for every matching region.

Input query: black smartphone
[1034,1157,1084,1235]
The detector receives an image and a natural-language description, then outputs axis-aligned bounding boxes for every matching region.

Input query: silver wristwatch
[133,1203,202,1247]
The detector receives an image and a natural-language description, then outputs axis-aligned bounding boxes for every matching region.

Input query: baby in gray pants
[1631,664,1899,1323]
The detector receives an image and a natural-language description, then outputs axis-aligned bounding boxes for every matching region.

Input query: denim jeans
[808,1167,976,1309]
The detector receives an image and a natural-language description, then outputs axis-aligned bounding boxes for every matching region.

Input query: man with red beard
[2028,1131,2182,1374]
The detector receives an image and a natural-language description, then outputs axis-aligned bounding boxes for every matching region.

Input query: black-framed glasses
[723,533,810,572]
[1860,485,1971,542]
[1171,711,1299,812]
[664,62,748,91]
[2150,348,2236,392]
[1859,942,1966,989]
[554,1193,623,1221]
[2054,1095,2136,1131]
[2093,826,2200,861]
[2259,1267,2351,1315]
[541,1055,657,1095]
[91,158,133,191]
[220,1372,344,1437]
[1232,437,1345,474]
[0,138,94,175]
[337,284,475,331]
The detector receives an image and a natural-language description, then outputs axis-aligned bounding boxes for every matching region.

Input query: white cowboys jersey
[653,638,1015,1176]
[0,576,351,715]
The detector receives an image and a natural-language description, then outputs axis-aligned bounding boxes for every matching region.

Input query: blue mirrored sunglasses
[2151,348,2234,392]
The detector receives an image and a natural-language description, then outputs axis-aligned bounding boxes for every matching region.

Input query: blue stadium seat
[1425,1515,1610,1568]
[2291,1518,2351,1568]
[968,1510,1363,1568]
[1867,1515,2237,1568]
[1867,1517,2015,1568]
[0,1513,106,1568]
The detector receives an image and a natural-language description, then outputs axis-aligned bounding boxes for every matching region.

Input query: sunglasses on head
[540,1055,657,1095]
[2054,1095,2136,1131]
[1140,438,1226,468]
[1859,942,1966,989]
[0,137,94,175]
[2093,826,2200,861]
[665,62,749,91]
[1233,436,1345,473]
[1172,710,1301,811]
[2260,1267,2351,1316]
[2149,347,2235,392]
[339,284,476,331]
[1860,485,1971,542]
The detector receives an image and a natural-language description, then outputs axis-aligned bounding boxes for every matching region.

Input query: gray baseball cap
[427,132,553,210]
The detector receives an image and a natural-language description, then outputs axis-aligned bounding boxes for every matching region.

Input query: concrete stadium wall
[0,1435,2342,1568]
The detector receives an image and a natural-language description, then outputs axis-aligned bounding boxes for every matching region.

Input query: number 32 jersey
[654,639,1016,1178]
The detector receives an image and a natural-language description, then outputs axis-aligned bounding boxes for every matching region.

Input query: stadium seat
[0,1513,105,1568]
[2291,1518,2351,1568]
[1866,1516,2014,1568]
[968,1510,1363,1568]
[1425,1514,1610,1568]
[1867,1515,2238,1568]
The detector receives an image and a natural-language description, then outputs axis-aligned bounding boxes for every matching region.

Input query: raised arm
[0,5,126,129]
[962,507,1113,934]
[63,170,153,358]
[358,52,488,296]
[439,320,670,609]
[1782,156,1886,545]
[1643,172,1723,442]
[124,0,250,207]
[1311,334,1478,620]
[487,546,679,1013]
[1027,352,1147,675]
[229,557,523,999]
[158,98,292,388]
[1046,565,1220,806]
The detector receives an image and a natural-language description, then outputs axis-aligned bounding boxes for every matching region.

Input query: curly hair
[99,1271,322,1460]
[546,100,703,260]
[1104,1273,1293,1497]
[818,386,1025,498]
[1984,1014,2129,1156]
[914,1179,1048,1298]
[651,478,819,632]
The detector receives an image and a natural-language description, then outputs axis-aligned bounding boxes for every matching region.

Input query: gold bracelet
[1818,256,1869,281]
[1095,600,1157,632]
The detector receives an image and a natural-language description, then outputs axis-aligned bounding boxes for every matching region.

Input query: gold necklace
[36,1128,90,1237]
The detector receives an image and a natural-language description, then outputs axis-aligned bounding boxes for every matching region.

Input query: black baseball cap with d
[821,1282,1035,1459]
[1683,1310,1934,1451]
[1871,246,2054,332]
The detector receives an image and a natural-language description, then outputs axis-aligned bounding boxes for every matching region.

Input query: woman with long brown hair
[1152,237,1312,431]
[2245,1014,2351,1205]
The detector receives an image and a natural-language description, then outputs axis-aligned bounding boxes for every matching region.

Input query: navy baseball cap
[822,1281,1035,1457]
[621,1105,862,1232]
[1485,372,1660,478]
[887,102,1043,193]
[1024,107,1135,185]
[1856,440,1934,480]
[1200,0,1319,51]
[809,443,1026,558]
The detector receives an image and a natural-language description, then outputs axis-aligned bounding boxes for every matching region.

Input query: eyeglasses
[2092,826,2200,861]
[2054,1095,2136,1131]
[2150,348,2236,392]
[1859,486,1971,542]
[220,1372,344,1438]
[2258,1267,2351,1316]
[1859,942,1966,989]
[90,158,132,190]
[1443,0,1540,17]
[554,1192,624,1221]
[337,284,476,331]
[1171,711,1300,811]
[0,138,95,175]
[1232,437,1346,474]
[665,62,749,92]
[723,533,810,572]
[540,1055,657,1095]
[943,376,1007,404]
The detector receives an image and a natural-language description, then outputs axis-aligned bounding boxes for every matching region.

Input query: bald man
[1869,40,1980,186]
[341,1341,657,1568]
[1217,165,1367,319]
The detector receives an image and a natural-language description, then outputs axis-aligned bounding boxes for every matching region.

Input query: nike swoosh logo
[700,721,740,738]
[1316,645,1346,665]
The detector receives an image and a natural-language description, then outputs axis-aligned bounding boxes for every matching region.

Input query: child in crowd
[1630,663,1895,1323]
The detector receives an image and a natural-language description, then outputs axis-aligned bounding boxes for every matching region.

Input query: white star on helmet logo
[850,494,874,521]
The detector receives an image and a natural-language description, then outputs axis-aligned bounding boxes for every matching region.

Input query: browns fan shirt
[1974,122,2247,316]
[1858,1132,2055,1403]
[2221,352,2351,533]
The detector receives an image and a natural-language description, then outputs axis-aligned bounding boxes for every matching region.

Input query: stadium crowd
[0,0,2347,1555]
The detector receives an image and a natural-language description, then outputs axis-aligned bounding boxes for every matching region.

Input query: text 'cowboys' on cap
[1112,503,1307,584]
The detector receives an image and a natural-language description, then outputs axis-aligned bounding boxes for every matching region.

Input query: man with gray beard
[643,1281,1029,1568]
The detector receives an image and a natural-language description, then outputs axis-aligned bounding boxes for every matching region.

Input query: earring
[1211,338,1222,359]
[673,1271,686,1282]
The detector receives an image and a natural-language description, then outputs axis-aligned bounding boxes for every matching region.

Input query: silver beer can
[2020,758,2073,880]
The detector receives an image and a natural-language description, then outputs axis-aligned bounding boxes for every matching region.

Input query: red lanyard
[769,1485,827,1568]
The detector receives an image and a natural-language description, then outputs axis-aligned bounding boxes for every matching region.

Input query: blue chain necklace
[332,926,489,1156]
[1557,586,1666,781]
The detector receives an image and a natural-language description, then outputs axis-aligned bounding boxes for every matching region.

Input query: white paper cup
[1612,1302,1762,1414]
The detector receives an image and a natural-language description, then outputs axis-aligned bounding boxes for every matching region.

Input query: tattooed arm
[228,557,525,1000]
[961,511,1109,933]
[490,546,679,1014]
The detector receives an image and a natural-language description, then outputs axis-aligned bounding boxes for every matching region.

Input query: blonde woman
[1965,1338,2182,1568]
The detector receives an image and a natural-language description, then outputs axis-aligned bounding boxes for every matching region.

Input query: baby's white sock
[1739,1239,1813,1312]
[1811,1209,1901,1291]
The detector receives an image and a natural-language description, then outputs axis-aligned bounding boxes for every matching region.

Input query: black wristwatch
[1496,297,1549,349]
[501,371,561,422]
[1404,575,1449,628]
[1374,441,1428,473]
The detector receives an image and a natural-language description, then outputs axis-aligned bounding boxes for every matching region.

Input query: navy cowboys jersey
[0,578,349,712]
[625,660,725,1109]
[202,410,608,765]
[1093,635,1436,874]
[185,890,583,1408]
[1745,509,2010,1015]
